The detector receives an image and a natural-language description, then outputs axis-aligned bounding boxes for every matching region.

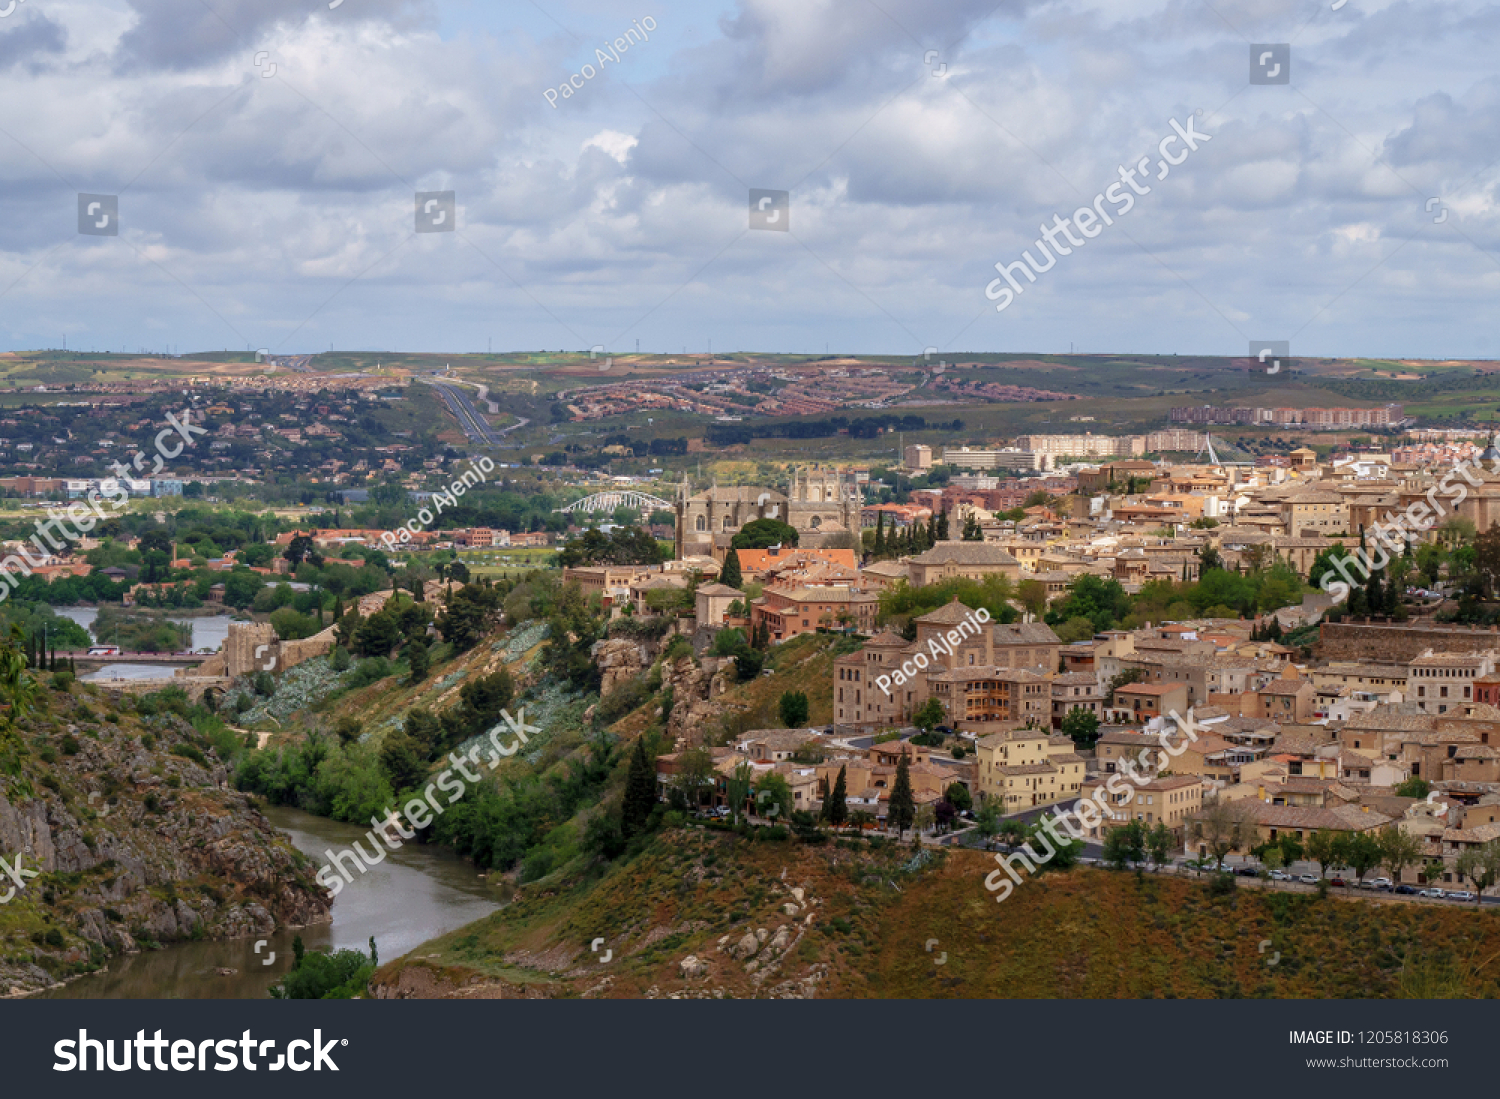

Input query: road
[422,378,529,447]
[427,380,505,445]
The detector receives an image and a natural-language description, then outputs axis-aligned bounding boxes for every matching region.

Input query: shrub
[51,671,74,691]
[171,743,208,767]
[520,848,554,883]
[595,678,649,726]
[348,658,391,689]
[59,734,81,756]
[330,646,353,673]
[45,928,65,948]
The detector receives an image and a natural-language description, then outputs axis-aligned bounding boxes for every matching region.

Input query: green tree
[405,639,430,684]
[1379,826,1424,886]
[1304,830,1337,879]
[675,746,715,808]
[1103,824,1135,870]
[353,608,401,657]
[944,781,971,812]
[1017,579,1048,618]
[621,736,657,838]
[378,729,428,794]
[1060,706,1101,750]
[754,772,793,820]
[823,764,849,827]
[1455,839,1500,904]
[730,518,799,550]
[973,799,1000,847]
[719,548,743,589]
[888,753,916,839]
[912,697,945,734]
[1394,776,1431,799]
[268,936,377,999]
[1145,822,1174,871]
[962,511,982,541]
[778,690,809,728]
[1191,801,1251,870]
[1344,831,1384,885]
[726,759,754,825]
[873,511,887,557]
[435,582,505,651]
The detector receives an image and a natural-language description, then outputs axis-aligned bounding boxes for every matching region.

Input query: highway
[423,377,529,447]
[429,380,504,445]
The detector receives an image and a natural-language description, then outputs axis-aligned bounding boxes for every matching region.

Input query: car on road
[1234,866,1259,877]
[1298,874,1320,884]
[1394,884,1419,895]
[1330,877,1348,887]
[1448,891,1476,902]
[1364,877,1393,891]
[1418,888,1445,898]
[1270,870,1293,881]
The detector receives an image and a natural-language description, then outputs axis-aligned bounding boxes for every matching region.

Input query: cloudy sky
[0,0,1495,359]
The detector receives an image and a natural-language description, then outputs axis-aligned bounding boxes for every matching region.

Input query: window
[695,514,706,532]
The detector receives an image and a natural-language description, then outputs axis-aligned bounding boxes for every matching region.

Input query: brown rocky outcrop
[0,706,328,996]
[661,655,737,748]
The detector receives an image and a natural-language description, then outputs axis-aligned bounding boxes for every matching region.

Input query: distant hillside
[373,830,1500,999]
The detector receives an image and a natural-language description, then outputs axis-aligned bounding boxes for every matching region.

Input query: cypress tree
[889,753,916,839]
[621,737,657,838]
[826,765,849,828]
[936,510,949,541]
[873,512,886,557]
[720,547,743,590]
[926,514,938,548]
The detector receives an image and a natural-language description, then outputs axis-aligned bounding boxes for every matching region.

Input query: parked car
[1235,866,1259,877]
[1270,870,1293,881]
[1448,891,1476,902]
[1394,884,1419,895]
[1365,877,1393,891]
[1330,877,1348,887]
[1298,874,1320,884]
[1418,888,1445,898]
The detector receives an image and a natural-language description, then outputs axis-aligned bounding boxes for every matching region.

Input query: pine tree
[720,547,743,589]
[826,764,849,828]
[621,737,657,839]
[889,754,916,839]
[873,511,886,557]
[406,640,429,684]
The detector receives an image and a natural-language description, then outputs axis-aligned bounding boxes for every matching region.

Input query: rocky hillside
[0,682,328,997]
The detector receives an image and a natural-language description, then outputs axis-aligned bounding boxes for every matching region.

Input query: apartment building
[1407,651,1497,715]
[974,727,1087,812]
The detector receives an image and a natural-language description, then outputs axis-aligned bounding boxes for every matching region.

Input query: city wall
[1319,620,1500,662]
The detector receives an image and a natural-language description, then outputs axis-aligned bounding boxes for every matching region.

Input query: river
[53,607,233,653]
[37,806,506,999]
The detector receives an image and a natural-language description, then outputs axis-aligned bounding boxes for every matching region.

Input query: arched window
[695,515,707,532]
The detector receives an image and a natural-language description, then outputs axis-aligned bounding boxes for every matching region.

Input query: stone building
[673,466,861,561]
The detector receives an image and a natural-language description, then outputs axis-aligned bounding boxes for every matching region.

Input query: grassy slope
[378,832,1500,999]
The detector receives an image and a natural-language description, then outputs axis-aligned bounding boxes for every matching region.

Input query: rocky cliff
[0,689,328,996]
[661,655,737,748]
